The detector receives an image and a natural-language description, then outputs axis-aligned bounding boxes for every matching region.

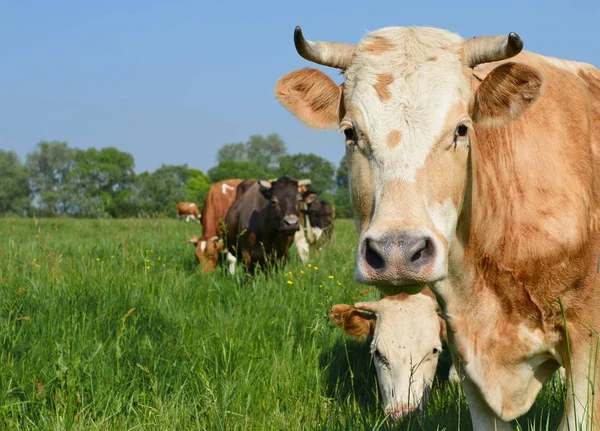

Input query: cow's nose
[384,404,415,422]
[355,229,437,287]
[283,216,299,227]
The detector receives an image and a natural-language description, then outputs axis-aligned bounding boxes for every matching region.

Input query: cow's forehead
[343,27,471,182]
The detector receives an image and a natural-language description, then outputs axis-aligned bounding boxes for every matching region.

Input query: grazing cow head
[330,293,443,420]
[276,27,541,294]
[259,176,302,236]
[188,235,226,272]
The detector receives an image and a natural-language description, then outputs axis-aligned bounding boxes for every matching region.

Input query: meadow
[0,218,566,430]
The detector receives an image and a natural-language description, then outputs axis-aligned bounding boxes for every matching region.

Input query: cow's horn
[354,301,378,313]
[294,26,355,70]
[259,179,272,189]
[297,179,311,186]
[210,236,219,242]
[464,32,524,68]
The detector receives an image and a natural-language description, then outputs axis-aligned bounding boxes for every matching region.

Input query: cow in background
[188,179,242,273]
[302,191,334,248]
[176,202,201,223]
[224,176,302,274]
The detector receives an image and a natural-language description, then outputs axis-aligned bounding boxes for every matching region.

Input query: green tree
[216,142,247,163]
[26,141,76,214]
[207,160,268,183]
[133,164,198,216]
[246,134,287,172]
[277,153,335,193]
[0,150,31,216]
[185,169,211,203]
[65,147,136,217]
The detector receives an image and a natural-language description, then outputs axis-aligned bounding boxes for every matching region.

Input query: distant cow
[330,288,459,420]
[176,202,200,223]
[302,191,334,247]
[224,176,302,273]
[188,179,244,273]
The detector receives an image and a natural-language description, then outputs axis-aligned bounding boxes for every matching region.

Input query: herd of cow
[180,24,600,429]
[177,177,334,275]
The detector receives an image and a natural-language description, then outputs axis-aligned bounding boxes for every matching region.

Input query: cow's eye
[343,127,356,142]
[455,124,468,138]
[432,347,440,355]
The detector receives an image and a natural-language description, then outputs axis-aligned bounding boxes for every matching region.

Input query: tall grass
[0,218,564,430]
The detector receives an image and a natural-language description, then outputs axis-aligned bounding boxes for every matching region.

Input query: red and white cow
[277,26,600,430]
[188,179,242,273]
[176,202,200,223]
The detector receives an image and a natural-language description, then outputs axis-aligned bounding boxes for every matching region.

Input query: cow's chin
[376,284,426,296]
[279,228,298,237]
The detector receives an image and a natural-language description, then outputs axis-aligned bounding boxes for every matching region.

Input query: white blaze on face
[344,27,470,186]
[426,198,458,249]
[370,294,442,416]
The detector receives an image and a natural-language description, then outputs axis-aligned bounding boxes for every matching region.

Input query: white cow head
[330,293,443,420]
[277,27,542,295]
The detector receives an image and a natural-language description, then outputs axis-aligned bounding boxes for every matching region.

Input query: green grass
[0,218,565,430]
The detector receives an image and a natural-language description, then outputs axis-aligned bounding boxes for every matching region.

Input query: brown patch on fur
[472,62,545,126]
[373,73,394,102]
[275,68,341,129]
[363,36,395,55]
[427,55,438,62]
[387,130,402,148]
[330,304,376,341]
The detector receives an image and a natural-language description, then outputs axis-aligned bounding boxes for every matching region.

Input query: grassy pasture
[0,218,565,430]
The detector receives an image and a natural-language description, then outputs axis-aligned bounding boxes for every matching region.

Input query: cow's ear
[258,179,273,200]
[472,62,544,126]
[330,304,376,341]
[304,192,318,205]
[276,68,342,129]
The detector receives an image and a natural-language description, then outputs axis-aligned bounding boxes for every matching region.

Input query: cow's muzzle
[354,228,441,293]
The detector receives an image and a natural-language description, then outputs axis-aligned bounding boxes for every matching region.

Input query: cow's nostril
[365,238,385,270]
[410,239,427,262]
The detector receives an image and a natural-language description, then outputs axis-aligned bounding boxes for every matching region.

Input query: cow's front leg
[559,338,599,431]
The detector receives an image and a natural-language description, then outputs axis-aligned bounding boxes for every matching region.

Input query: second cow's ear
[472,62,544,127]
[275,68,342,129]
[304,192,318,205]
[330,303,377,342]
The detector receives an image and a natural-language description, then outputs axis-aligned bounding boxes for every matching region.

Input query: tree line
[1,134,352,218]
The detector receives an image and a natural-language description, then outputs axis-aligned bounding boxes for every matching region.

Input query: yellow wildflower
[96,257,100,261]
[287,280,293,285]
[328,275,334,279]
[300,270,304,274]
[146,266,150,270]
[307,263,312,268]
[314,266,318,271]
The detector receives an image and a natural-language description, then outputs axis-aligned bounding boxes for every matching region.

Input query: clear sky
[1,0,598,174]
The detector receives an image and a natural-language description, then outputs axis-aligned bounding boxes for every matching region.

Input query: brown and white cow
[276,26,600,430]
[176,202,201,223]
[189,179,243,273]
[330,287,459,420]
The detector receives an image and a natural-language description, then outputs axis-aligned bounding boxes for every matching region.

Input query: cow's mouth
[279,228,298,237]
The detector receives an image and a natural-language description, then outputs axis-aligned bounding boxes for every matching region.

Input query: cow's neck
[433,144,571,420]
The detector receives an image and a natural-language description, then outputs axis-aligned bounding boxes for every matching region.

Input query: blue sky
[1,0,598,173]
